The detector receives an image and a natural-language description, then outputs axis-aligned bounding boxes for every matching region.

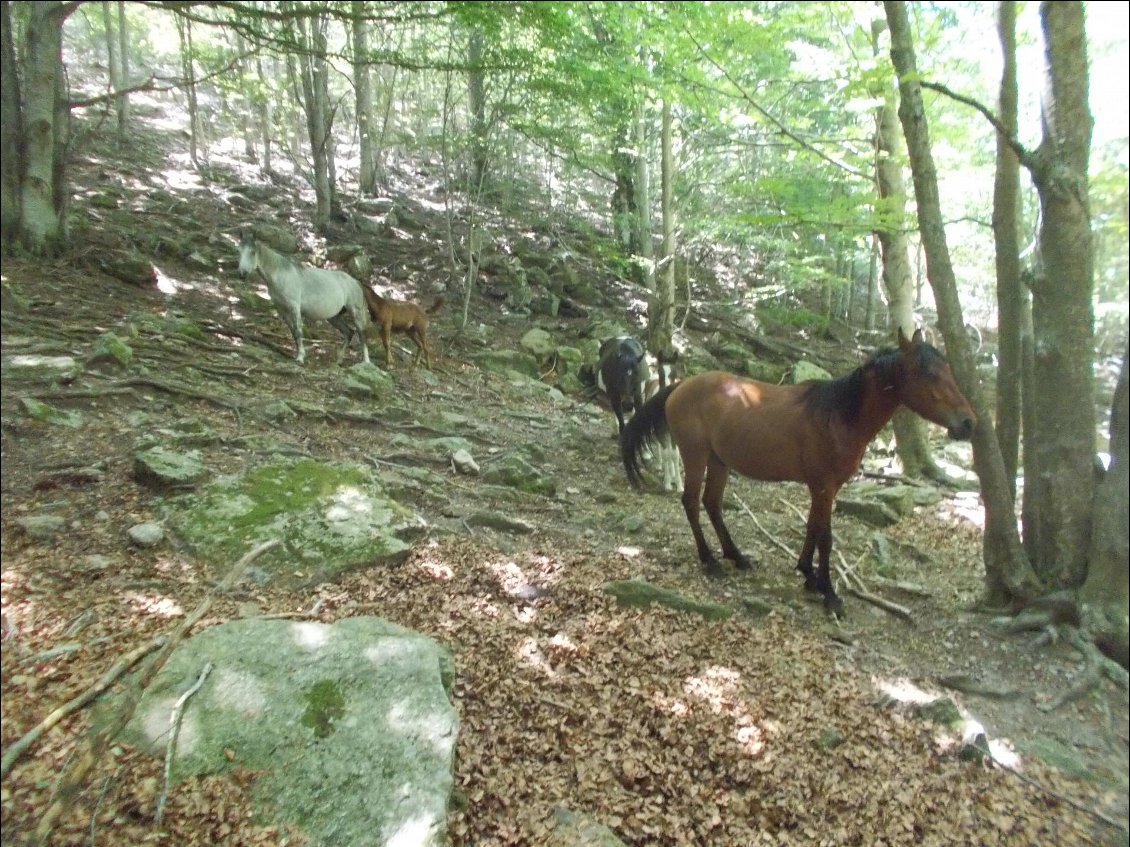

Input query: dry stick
[155,662,213,828]
[32,539,280,844]
[734,495,796,560]
[0,636,166,779]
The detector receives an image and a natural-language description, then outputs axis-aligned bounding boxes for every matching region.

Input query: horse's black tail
[621,383,677,489]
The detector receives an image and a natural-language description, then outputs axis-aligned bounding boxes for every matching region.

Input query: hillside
[1,106,1127,846]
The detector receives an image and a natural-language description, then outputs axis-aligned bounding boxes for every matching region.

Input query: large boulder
[120,617,457,847]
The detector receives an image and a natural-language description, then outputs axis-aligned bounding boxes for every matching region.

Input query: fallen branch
[1,636,166,778]
[32,539,280,843]
[155,662,213,827]
[840,581,915,624]
[735,495,796,560]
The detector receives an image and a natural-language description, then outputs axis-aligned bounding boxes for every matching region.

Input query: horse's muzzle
[947,417,976,440]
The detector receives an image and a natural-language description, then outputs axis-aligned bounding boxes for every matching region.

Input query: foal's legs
[701,455,752,569]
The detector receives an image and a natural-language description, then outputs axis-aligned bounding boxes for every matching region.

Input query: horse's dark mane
[801,344,943,425]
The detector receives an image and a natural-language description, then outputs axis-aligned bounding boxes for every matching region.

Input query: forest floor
[1,109,1127,846]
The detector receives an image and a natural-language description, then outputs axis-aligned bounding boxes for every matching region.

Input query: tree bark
[294,12,334,232]
[634,98,653,292]
[116,1,128,136]
[1,0,23,251]
[468,27,487,192]
[176,12,200,167]
[1024,1,1096,589]
[992,0,1023,494]
[19,0,70,256]
[648,99,676,358]
[1081,342,1129,668]
[884,0,1041,607]
[353,16,377,195]
[871,15,939,481]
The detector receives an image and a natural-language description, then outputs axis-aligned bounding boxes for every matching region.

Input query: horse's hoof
[803,578,822,594]
[731,554,756,571]
[702,561,725,579]
[824,595,846,619]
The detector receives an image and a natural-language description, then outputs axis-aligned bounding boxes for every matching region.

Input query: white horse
[237,231,371,365]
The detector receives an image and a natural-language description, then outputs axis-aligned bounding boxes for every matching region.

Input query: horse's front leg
[280,305,305,364]
[702,456,753,570]
[803,487,843,616]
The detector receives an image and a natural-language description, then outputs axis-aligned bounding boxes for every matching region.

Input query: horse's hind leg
[328,312,358,366]
[701,455,752,570]
[679,450,722,574]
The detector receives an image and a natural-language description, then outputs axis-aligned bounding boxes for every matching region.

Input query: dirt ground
[1,120,1127,846]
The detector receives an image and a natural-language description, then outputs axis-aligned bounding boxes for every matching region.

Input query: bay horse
[621,328,975,616]
[237,231,371,366]
[361,287,443,369]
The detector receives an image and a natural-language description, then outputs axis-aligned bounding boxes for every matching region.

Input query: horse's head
[597,336,647,410]
[237,231,258,279]
[895,327,976,439]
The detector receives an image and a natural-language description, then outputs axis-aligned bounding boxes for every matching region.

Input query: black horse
[579,336,648,435]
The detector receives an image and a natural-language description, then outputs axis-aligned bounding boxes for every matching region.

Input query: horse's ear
[897,326,913,351]
[911,327,924,346]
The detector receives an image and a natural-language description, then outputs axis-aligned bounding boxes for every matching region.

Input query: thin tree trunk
[865,234,879,330]
[116,1,128,136]
[468,28,487,192]
[884,0,1041,607]
[177,13,200,168]
[354,16,377,195]
[993,0,1023,494]
[101,3,122,136]
[871,15,940,481]
[649,99,676,358]
[634,98,653,292]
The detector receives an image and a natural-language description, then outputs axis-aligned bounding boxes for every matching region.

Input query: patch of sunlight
[935,491,986,530]
[125,592,183,619]
[418,558,453,581]
[152,556,196,579]
[516,637,556,678]
[385,813,441,847]
[683,665,743,712]
[652,692,690,718]
[548,631,579,658]
[489,559,527,593]
[514,606,538,624]
[291,621,329,649]
[874,676,937,705]
[733,720,766,757]
[469,597,501,619]
[161,165,204,192]
[616,546,642,559]
[154,265,188,295]
[325,486,371,522]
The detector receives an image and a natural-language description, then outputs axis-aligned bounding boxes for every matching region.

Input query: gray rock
[120,617,457,847]
[163,459,423,583]
[89,331,134,368]
[128,522,165,547]
[342,361,393,398]
[451,449,480,476]
[835,497,900,527]
[3,355,81,384]
[603,579,732,620]
[133,446,206,489]
[20,397,82,428]
[547,808,629,847]
[465,512,536,534]
[16,515,66,540]
[519,327,556,357]
[791,360,832,383]
[482,455,555,497]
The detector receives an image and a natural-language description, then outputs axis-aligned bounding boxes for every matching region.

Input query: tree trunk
[1,0,23,251]
[611,118,637,254]
[101,3,123,136]
[116,1,128,136]
[353,16,377,195]
[1025,1,1096,589]
[1081,342,1129,668]
[634,98,653,292]
[884,0,1041,607]
[19,0,69,256]
[864,234,879,330]
[295,13,334,232]
[871,15,940,481]
[176,13,200,167]
[648,99,676,358]
[467,28,487,192]
[992,0,1023,495]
